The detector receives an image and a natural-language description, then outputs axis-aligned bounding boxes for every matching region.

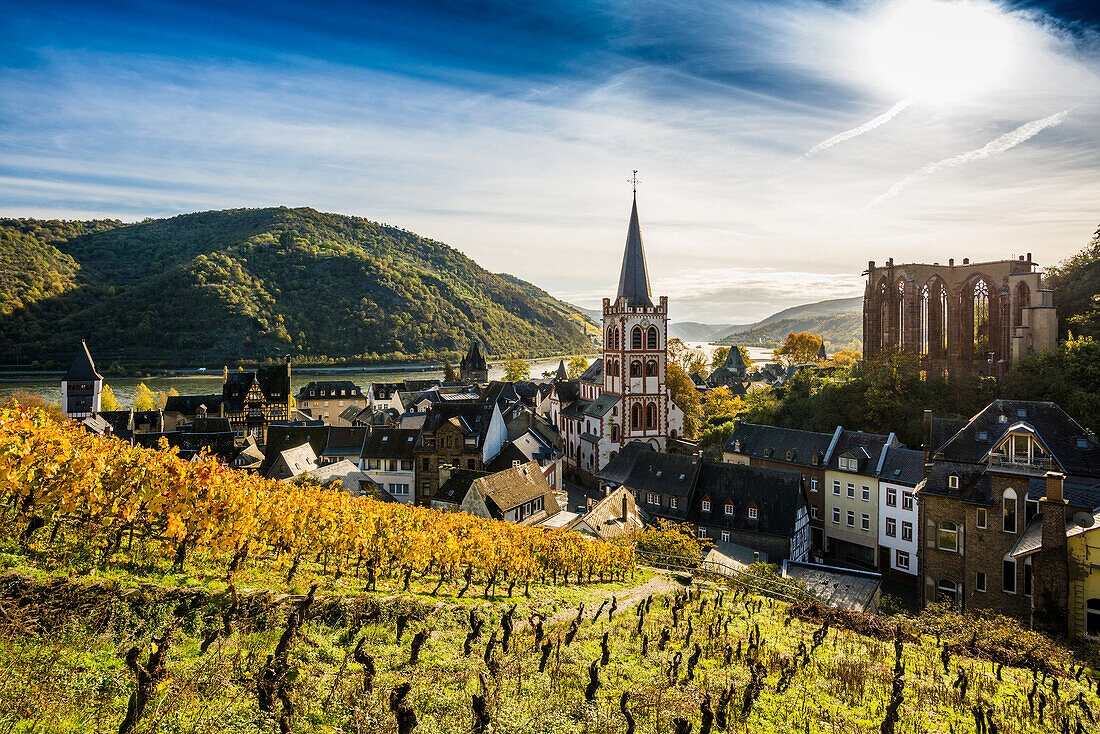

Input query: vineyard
[3,401,1100,733]
[0,402,633,594]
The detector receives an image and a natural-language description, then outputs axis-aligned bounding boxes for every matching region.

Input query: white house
[877,446,923,576]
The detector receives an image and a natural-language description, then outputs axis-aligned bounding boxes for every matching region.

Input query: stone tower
[602,193,678,447]
[460,341,490,383]
[61,339,103,419]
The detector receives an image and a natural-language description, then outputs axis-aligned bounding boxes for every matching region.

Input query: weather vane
[630,170,639,194]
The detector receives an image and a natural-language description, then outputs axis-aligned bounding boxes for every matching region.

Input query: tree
[154,387,179,410]
[1045,224,1100,338]
[831,350,862,366]
[711,347,729,371]
[774,332,823,366]
[668,338,707,374]
[7,391,64,422]
[567,356,589,379]
[665,362,702,438]
[100,384,120,412]
[702,386,742,422]
[634,518,713,563]
[132,382,157,411]
[504,360,530,382]
[442,360,458,382]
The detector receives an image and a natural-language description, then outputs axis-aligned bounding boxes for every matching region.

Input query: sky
[1,0,1099,324]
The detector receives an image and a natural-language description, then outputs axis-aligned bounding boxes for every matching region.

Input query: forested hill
[0,208,590,365]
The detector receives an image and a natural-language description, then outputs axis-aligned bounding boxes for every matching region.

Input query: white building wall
[878,480,919,576]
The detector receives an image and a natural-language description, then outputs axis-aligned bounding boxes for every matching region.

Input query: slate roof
[597,442,701,499]
[324,427,367,457]
[692,461,804,538]
[370,383,404,400]
[481,381,519,407]
[934,400,1100,477]
[917,461,992,505]
[555,360,567,380]
[930,417,969,452]
[361,428,419,461]
[222,363,290,411]
[1009,516,1045,558]
[571,487,644,541]
[460,341,488,371]
[617,194,653,308]
[296,380,363,401]
[398,412,427,430]
[405,379,443,392]
[276,442,319,478]
[583,392,619,418]
[65,340,102,382]
[134,430,237,463]
[262,426,330,473]
[473,460,556,515]
[419,402,496,447]
[828,430,893,476]
[561,399,592,421]
[486,429,559,472]
[164,394,223,415]
[82,414,112,434]
[579,358,603,384]
[96,410,133,434]
[1027,476,1100,510]
[435,469,490,504]
[783,561,881,613]
[306,460,378,496]
[235,440,265,468]
[338,404,363,422]
[553,381,580,404]
[725,422,834,467]
[879,447,925,487]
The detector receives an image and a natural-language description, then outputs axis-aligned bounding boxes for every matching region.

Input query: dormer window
[948,474,959,489]
[701,500,711,512]
[977,432,988,441]
[724,503,734,515]
[999,415,1007,423]
[1078,438,1089,449]
[1017,409,1027,418]
[747,506,758,520]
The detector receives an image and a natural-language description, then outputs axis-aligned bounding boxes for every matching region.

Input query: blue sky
[2,0,1099,322]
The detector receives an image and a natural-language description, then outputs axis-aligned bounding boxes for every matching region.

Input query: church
[548,192,685,485]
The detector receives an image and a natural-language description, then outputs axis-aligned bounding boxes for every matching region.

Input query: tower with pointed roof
[61,339,104,419]
[460,341,490,383]
[601,191,683,452]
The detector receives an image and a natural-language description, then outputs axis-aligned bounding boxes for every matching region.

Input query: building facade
[61,340,103,419]
[822,430,897,570]
[877,446,922,577]
[296,381,367,423]
[863,256,1057,378]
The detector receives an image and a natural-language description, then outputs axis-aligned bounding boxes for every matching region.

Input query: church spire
[616,190,654,308]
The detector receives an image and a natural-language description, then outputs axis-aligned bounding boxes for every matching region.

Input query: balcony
[988,452,1052,476]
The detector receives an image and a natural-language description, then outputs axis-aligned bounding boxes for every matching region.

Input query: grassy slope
[0,208,590,364]
[1,548,1097,734]
[496,273,602,342]
[717,312,863,352]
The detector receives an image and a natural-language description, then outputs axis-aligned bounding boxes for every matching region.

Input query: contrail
[803,98,915,158]
[867,108,1073,208]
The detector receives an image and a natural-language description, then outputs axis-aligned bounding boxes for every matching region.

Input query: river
[0,343,775,408]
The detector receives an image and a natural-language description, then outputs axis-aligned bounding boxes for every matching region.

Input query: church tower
[61,339,103,419]
[602,191,679,449]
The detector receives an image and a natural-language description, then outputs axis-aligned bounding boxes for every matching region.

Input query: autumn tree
[665,362,702,438]
[711,347,730,371]
[442,360,458,382]
[774,332,823,366]
[100,384,120,412]
[703,386,742,422]
[132,382,157,411]
[831,350,862,366]
[668,338,707,374]
[504,359,530,382]
[567,356,589,379]
[6,391,64,422]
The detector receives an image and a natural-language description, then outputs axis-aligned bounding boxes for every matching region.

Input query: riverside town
[3,1,1100,732]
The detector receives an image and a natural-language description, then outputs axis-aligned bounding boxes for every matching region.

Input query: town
[52,191,1099,640]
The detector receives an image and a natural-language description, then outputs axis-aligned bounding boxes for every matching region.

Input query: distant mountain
[495,273,600,343]
[668,322,742,342]
[0,208,591,365]
[714,296,863,352]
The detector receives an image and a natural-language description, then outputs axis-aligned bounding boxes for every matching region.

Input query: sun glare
[866,0,1016,103]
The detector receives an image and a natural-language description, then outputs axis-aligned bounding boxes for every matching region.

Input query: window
[937,521,958,552]
[846,483,855,499]
[895,550,909,570]
[937,579,958,606]
[976,508,987,529]
[832,507,841,524]
[632,326,643,350]
[669,497,679,510]
[1088,599,1100,636]
[811,505,819,520]
[701,500,711,512]
[630,361,642,377]
[697,527,707,538]
[631,404,641,429]
[646,492,659,505]
[645,360,658,376]
[467,459,476,470]
[846,510,855,527]
[861,513,870,531]
[389,483,409,496]
[1003,489,1017,533]
[1003,558,1016,594]
[646,327,658,350]
[724,503,734,515]
[832,481,841,496]
[646,403,657,429]
[721,530,730,542]
[976,572,987,593]
[948,475,959,489]
[810,477,818,492]
[887,488,897,507]
[748,507,758,520]
[861,486,870,502]
[902,521,913,542]
[902,492,914,511]
[886,518,897,537]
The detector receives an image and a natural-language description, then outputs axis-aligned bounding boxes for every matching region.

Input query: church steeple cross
[630,170,639,195]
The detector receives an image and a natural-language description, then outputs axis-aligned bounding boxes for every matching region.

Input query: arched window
[896,279,907,350]
[936,579,958,607]
[631,404,641,429]
[630,360,642,377]
[645,360,658,376]
[1087,598,1100,636]
[923,277,949,358]
[631,326,643,350]
[647,327,658,350]
[937,521,958,552]
[670,429,677,439]
[1014,281,1031,328]
[1003,488,1017,533]
[971,278,991,357]
[918,284,930,357]
[610,424,620,442]
[606,326,616,348]
[878,278,889,349]
[645,402,657,429]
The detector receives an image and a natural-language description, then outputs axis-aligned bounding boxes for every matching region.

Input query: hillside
[669,321,742,342]
[0,208,591,365]
[496,272,601,343]
[715,296,863,352]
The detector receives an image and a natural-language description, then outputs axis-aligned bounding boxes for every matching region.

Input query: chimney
[922,409,933,463]
[621,492,629,522]
[1045,471,1064,503]
[1033,471,1069,636]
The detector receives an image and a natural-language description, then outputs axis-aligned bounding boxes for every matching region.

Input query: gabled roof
[1027,476,1100,511]
[879,446,924,487]
[296,380,363,400]
[324,426,367,456]
[552,381,580,405]
[617,194,653,308]
[579,358,603,384]
[95,410,133,434]
[597,442,701,499]
[65,340,102,382]
[134,430,237,463]
[934,400,1100,477]
[916,461,992,504]
[486,429,559,472]
[183,416,231,434]
[481,380,519,407]
[164,394,223,415]
[306,460,378,496]
[473,460,556,515]
[725,422,834,467]
[222,363,290,410]
[691,462,804,538]
[570,487,643,541]
[435,469,490,504]
[419,402,497,445]
[583,392,619,418]
[827,430,894,476]
[461,341,488,371]
[561,399,592,421]
[262,426,329,473]
[556,360,567,380]
[275,441,319,478]
[361,428,419,460]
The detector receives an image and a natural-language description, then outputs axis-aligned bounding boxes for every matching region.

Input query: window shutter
[926,520,935,549]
